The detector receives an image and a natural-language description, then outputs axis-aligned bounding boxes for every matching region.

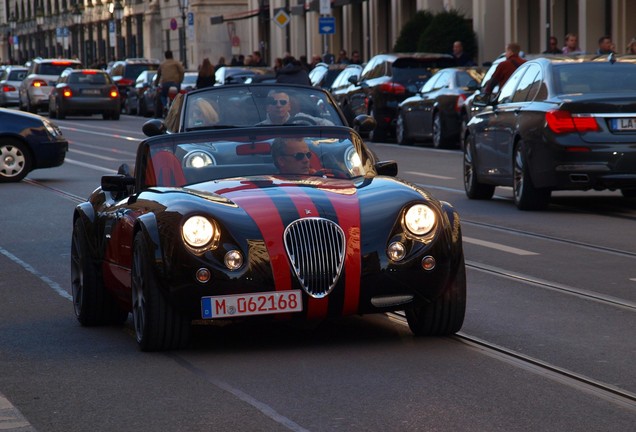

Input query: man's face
[600,38,613,51]
[567,36,577,48]
[277,138,312,174]
[267,92,291,124]
[453,42,462,55]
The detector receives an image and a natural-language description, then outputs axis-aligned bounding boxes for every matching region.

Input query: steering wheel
[285,115,318,126]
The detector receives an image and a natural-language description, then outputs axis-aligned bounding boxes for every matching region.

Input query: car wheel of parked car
[513,141,551,210]
[432,112,451,149]
[368,108,388,142]
[128,100,137,116]
[132,233,191,351]
[405,253,466,336]
[71,218,128,326]
[48,102,57,119]
[463,136,495,200]
[396,113,411,145]
[0,139,32,183]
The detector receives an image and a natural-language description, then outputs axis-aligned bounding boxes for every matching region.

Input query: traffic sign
[318,16,335,35]
[274,9,291,28]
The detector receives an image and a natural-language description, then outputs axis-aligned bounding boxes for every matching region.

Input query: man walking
[155,50,185,116]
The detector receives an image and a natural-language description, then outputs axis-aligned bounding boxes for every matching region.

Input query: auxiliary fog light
[421,255,436,271]
[387,241,406,262]
[196,268,211,283]
[224,250,244,270]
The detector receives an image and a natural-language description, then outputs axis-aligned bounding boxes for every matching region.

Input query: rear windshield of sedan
[553,63,636,94]
[391,58,457,86]
[68,73,111,84]
[39,63,82,75]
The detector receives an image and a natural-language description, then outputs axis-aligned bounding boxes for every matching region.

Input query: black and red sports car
[72,125,466,351]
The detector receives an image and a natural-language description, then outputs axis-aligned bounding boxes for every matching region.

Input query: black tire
[396,112,411,145]
[0,139,32,183]
[432,112,452,149]
[459,112,468,150]
[132,233,190,351]
[513,141,550,210]
[621,188,636,198]
[463,136,495,200]
[368,108,388,142]
[26,96,37,114]
[102,112,110,120]
[405,254,466,336]
[71,218,128,326]
[49,101,57,119]
[111,111,121,120]
[57,107,66,120]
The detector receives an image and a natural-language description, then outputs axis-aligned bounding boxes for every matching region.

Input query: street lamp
[71,2,83,61]
[35,5,45,57]
[177,0,189,69]
[110,0,124,60]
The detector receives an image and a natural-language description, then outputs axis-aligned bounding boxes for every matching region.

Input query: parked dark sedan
[396,67,484,148]
[125,70,156,116]
[343,53,457,141]
[464,56,636,210]
[0,108,67,182]
[329,64,363,124]
[71,124,466,351]
[49,69,121,120]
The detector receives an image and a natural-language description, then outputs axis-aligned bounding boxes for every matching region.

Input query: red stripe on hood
[222,184,291,292]
[324,190,361,315]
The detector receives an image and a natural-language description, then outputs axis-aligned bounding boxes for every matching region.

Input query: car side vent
[284,217,346,298]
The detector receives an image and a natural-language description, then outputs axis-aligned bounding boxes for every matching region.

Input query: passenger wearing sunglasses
[257,89,334,126]
[271,137,315,174]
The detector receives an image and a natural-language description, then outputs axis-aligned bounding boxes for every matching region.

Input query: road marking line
[0,393,36,431]
[64,158,119,173]
[404,170,455,180]
[69,148,130,162]
[463,236,539,256]
[60,126,142,141]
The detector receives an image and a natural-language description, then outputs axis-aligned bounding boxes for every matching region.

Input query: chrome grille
[283,217,346,298]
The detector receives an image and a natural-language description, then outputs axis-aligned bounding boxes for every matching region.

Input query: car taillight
[109,86,119,98]
[32,79,47,88]
[2,85,16,92]
[455,94,467,113]
[546,110,600,133]
[378,82,406,94]
[117,78,134,87]
[63,88,72,98]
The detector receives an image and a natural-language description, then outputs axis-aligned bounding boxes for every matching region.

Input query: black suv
[344,53,456,141]
[108,58,160,112]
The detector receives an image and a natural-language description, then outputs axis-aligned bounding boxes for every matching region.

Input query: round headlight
[224,250,244,270]
[183,150,214,168]
[404,204,436,236]
[182,216,216,248]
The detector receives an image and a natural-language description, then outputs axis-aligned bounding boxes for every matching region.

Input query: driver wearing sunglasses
[271,137,315,174]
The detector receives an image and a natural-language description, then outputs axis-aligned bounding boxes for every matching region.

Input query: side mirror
[347,75,358,85]
[375,160,398,177]
[142,118,167,137]
[101,174,135,192]
[353,114,377,133]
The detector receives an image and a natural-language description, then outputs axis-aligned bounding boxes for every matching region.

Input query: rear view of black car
[464,55,636,210]
[49,69,121,120]
[344,53,456,141]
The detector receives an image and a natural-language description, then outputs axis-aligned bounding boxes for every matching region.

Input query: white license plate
[201,290,302,319]
[611,118,636,131]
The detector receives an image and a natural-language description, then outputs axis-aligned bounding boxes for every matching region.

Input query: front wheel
[513,141,550,210]
[405,254,466,336]
[132,233,190,351]
[71,218,128,325]
[0,139,32,183]
[396,113,411,145]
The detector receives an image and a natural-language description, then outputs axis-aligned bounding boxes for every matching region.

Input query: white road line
[0,394,36,431]
[63,158,119,173]
[404,170,455,180]
[463,236,539,256]
[60,126,143,141]
[69,148,130,162]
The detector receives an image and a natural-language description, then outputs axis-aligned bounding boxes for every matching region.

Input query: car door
[473,63,530,182]
[420,70,451,137]
[402,72,441,139]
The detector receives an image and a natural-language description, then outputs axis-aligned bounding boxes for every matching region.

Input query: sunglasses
[268,99,288,106]
[283,152,312,160]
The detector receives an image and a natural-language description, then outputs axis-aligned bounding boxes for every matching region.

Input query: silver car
[19,58,83,113]
[0,66,28,107]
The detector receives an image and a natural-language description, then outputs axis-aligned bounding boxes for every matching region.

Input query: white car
[0,66,28,107]
[19,58,83,113]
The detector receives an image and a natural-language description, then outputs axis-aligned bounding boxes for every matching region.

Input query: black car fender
[440,200,464,262]
[134,212,165,277]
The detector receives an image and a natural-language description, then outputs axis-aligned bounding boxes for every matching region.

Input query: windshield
[182,85,344,130]
[141,128,373,187]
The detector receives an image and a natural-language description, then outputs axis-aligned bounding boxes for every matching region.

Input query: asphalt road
[1,112,635,431]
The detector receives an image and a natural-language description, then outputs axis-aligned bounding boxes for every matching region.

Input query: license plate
[201,290,302,319]
[82,89,101,95]
[610,118,636,131]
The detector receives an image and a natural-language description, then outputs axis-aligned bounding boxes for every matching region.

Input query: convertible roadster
[72,123,466,351]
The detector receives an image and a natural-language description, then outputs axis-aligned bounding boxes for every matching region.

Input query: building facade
[2,1,636,71]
